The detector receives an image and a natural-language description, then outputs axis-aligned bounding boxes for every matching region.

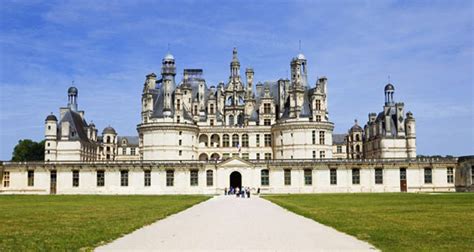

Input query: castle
[2,49,471,195]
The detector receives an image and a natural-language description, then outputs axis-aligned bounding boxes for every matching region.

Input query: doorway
[50,170,57,194]
[230,171,242,189]
[400,168,407,192]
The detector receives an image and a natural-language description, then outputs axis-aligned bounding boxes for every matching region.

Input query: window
[319,131,325,144]
[312,151,316,159]
[256,153,260,160]
[222,153,230,159]
[424,168,432,184]
[166,170,174,186]
[232,134,239,147]
[330,169,337,185]
[210,119,214,126]
[264,119,271,126]
[206,170,213,186]
[179,140,182,146]
[315,100,321,110]
[264,134,272,147]
[446,168,454,184]
[97,170,105,187]
[337,146,342,153]
[72,170,79,187]
[190,170,198,186]
[242,134,249,147]
[177,115,180,123]
[210,104,214,114]
[265,153,272,160]
[256,134,260,147]
[315,115,321,122]
[400,168,407,180]
[242,153,249,160]
[144,170,151,187]
[232,153,239,158]
[261,169,269,186]
[179,131,182,135]
[320,151,325,159]
[264,103,271,113]
[312,131,316,144]
[131,148,136,155]
[3,171,10,187]
[284,169,291,185]
[223,134,230,147]
[179,150,182,156]
[27,170,34,186]
[121,170,128,187]
[352,168,360,185]
[375,168,383,184]
[304,169,312,185]
[177,99,181,110]
[122,148,126,155]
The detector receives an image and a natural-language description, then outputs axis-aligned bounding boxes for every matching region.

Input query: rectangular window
[256,153,260,160]
[315,115,321,122]
[179,150,182,156]
[256,134,260,147]
[284,169,291,186]
[97,170,105,187]
[72,170,79,187]
[27,170,34,187]
[315,100,321,110]
[330,169,337,185]
[375,168,383,184]
[190,170,198,186]
[210,119,214,126]
[242,153,249,160]
[312,131,316,144]
[312,151,316,159]
[424,168,432,184]
[177,99,181,110]
[120,170,129,187]
[352,168,360,185]
[179,139,182,146]
[264,134,272,147]
[304,169,312,185]
[320,151,325,159]
[166,170,174,187]
[400,168,407,180]
[264,119,271,126]
[122,148,126,155]
[232,153,239,158]
[261,169,269,186]
[3,171,10,187]
[131,148,136,155]
[144,170,151,187]
[319,131,325,145]
[206,170,213,186]
[222,153,230,159]
[210,104,214,114]
[264,103,271,113]
[337,146,342,153]
[176,115,180,123]
[447,167,454,184]
[265,153,272,160]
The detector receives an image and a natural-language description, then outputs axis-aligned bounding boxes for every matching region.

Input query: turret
[44,114,58,161]
[245,68,254,98]
[405,111,416,158]
[161,53,176,117]
[384,83,395,106]
[290,53,308,88]
[230,47,240,81]
[102,126,117,160]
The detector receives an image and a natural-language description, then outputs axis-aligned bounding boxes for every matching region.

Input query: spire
[232,47,238,62]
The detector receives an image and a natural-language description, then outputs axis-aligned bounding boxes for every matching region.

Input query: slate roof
[332,134,347,145]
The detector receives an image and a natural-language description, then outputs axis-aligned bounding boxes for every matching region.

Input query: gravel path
[96,195,377,251]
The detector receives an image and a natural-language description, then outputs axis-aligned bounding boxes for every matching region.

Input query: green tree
[11,139,45,161]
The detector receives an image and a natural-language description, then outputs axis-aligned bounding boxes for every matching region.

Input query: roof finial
[355,119,358,125]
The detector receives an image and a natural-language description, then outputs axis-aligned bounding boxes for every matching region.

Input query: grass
[264,193,474,252]
[0,195,209,251]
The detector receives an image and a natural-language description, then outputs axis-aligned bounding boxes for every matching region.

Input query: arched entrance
[229,171,242,189]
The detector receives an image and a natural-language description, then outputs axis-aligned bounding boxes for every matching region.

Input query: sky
[0,0,473,160]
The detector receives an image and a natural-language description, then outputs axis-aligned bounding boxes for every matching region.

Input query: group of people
[225,186,256,198]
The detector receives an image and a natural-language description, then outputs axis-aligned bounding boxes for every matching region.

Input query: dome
[164,53,174,61]
[102,126,116,135]
[384,83,395,92]
[68,86,78,96]
[297,53,306,60]
[45,114,57,121]
[89,122,95,128]
[350,124,363,132]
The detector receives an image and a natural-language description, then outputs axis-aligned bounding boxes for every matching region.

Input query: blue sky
[0,0,473,160]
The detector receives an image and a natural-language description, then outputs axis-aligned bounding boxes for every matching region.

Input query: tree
[11,139,45,161]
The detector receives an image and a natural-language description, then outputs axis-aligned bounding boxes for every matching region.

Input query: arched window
[210,134,220,147]
[232,134,239,147]
[237,114,243,126]
[356,134,360,141]
[242,134,249,147]
[223,134,230,147]
[106,136,111,143]
[206,170,213,186]
[261,169,269,186]
[356,145,360,152]
[228,115,234,126]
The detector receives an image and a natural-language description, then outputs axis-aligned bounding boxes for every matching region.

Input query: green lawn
[264,193,474,252]
[0,195,209,251]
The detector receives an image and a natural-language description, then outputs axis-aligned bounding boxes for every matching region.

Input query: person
[241,187,245,198]
[224,187,227,195]
[257,187,260,195]
[246,187,250,198]
[235,187,240,197]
